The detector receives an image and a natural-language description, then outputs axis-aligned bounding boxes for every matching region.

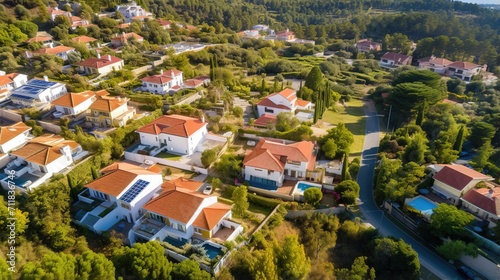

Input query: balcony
[132,216,166,239]
[73,189,117,224]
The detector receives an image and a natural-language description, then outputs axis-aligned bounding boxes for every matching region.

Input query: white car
[203,185,212,195]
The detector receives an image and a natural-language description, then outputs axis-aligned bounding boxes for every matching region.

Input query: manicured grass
[155,152,182,161]
[248,202,273,216]
[321,98,366,158]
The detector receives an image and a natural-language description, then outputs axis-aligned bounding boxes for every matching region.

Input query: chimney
[25,50,31,58]
[122,31,126,37]
[487,189,494,199]
[97,52,101,59]
[43,75,49,82]
[201,115,205,123]
[49,42,54,48]
[170,70,174,78]
[107,54,112,61]
[160,69,163,75]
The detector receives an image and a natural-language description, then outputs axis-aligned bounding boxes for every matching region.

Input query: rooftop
[77,55,123,69]
[433,164,493,191]
[89,95,128,112]
[462,187,500,216]
[11,134,79,166]
[136,114,206,138]
[51,91,95,108]
[0,122,31,145]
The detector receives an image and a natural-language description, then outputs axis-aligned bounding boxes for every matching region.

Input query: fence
[285,207,346,219]
[247,186,294,201]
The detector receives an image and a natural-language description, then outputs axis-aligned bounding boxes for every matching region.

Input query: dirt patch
[273,220,300,243]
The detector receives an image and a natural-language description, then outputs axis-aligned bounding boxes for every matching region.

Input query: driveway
[358,99,462,280]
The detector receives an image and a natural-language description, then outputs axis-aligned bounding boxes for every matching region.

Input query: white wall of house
[296,103,312,111]
[446,67,483,82]
[55,97,95,115]
[461,199,499,224]
[268,94,296,110]
[140,125,207,155]
[433,179,483,205]
[284,161,308,178]
[110,102,129,119]
[256,105,291,117]
[244,166,284,187]
[142,73,184,95]
[97,61,124,75]
[0,132,30,154]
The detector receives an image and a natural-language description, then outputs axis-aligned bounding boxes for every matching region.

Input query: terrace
[72,189,118,226]
[132,215,166,239]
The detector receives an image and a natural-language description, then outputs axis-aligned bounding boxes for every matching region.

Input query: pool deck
[277,180,296,195]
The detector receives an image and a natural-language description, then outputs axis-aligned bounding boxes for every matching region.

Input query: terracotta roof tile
[71,36,97,44]
[161,177,203,192]
[140,69,182,84]
[433,165,492,191]
[136,114,206,138]
[192,203,231,230]
[51,91,95,108]
[381,52,412,63]
[0,73,22,87]
[32,46,75,56]
[295,99,311,107]
[448,61,481,70]
[143,188,207,223]
[10,134,79,166]
[26,36,52,43]
[462,187,500,216]
[257,98,291,110]
[112,32,143,42]
[0,122,31,145]
[254,114,277,127]
[89,96,128,112]
[77,55,123,69]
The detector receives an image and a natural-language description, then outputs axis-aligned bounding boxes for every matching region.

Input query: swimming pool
[202,243,223,259]
[406,196,437,215]
[295,182,322,193]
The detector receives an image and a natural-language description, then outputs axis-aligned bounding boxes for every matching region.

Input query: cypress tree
[67,175,75,189]
[209,55,214,81]
[260,79,265,95]
[273,80,279,92]
[415,103,425,126]
[313,102,319,124]
[91,166,99,180]
[341,153,349,181]
[453,125,465,152]
[299,80,303,90]
[325,83,331,109]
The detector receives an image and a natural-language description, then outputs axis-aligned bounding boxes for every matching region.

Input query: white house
[27,44,75,61]
[0,122,31,154]
[10,77,67,107]
[26,36,54,47]
[243,139,317,190]
[85,91,135,127]
[141,69,184,95]
[256,88,312,117]
[129,178,242,245]
[418,56,454,75]
[116,1,153,22]
[379,52,412,67]
[77,54,124,75]
[0,71,28,102]
[51,91,97,115]
[446,61,487,82]
[74,161,163,233]
[432,164,493,205]
[356,39,382,52]
[47,7,72,21]
[111,32,144,47]
[461,185,500,228]
[136,114,208,155]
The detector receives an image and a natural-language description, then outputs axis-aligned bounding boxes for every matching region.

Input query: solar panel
[28,79,57,88]
[10,94,35,100]
[120,179,149,203]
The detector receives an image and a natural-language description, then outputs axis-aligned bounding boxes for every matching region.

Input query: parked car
[457,266,482,280]
[203,185,212,195]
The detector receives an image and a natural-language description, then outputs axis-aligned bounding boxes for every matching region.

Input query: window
[448,67,456,72]
[194,228,201,233]
[168,137,171,141]
[254,168,262,171]
[178,224,186,232]
[150,213,163,222]
[264,107,274,113]
[121,202,131,210]
[382,59,388,63]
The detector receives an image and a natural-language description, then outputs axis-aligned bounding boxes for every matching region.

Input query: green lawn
[155,152,182,161]
[321,98,366,158]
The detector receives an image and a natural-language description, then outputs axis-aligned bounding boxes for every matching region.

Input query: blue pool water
[407,196,437,214]
[202,243,223,259]
[296,182,321,193]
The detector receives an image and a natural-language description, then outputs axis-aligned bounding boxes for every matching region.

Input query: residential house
[47,7,72,21]
[0,71,28,102]
[252,24,269,31]
[5,134,85,190]
[129,178,242,245]
[26,44,75,61]
[10,77,67,107]
[461,185,500,228]
[52,91,97,116]
[136,114,208,155]
[26,36,54,47]
[86,92,135,127]
[71,36,98,48]
[74,161,163,232]
[77,54,124,75]
[418,56,454,74]
[237,30,261,40]
[70,16,92,29]
[256,88,312,117]
[253,114,277,128]
[141,69,184,95]
[157,19,173,29]
[355,39,382,52]
[275,29,295,41]
[446,61,487,82]
[116,1,153,22]
[183,76,210,89]
[111,32,144,47]
[0,122,31,154]
[243,139,318,190]
[379,52,412,67]
[432,164,493,205]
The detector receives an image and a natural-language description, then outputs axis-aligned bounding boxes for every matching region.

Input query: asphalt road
[357,99,463,280]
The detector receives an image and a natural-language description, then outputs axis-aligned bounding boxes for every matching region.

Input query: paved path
[357,99,462,280]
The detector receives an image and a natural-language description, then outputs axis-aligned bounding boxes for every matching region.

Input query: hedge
[222,185,281,209]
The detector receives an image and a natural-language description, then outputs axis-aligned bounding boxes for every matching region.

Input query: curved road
[357,99,462,280]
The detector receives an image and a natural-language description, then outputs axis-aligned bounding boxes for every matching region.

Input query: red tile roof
[157,19,172,27]
[51,91,95,108]
[111,32,143,42]
[26,36,52,43]
[161,177,204,192]
[77,55,123,69]
[32,46,75,56]
[257,98,291,110]
[295,99,311,107]
[89,96,128,112]
[71,36,97,44]
[433,165,492,191]
[448,61,482,70]
[143,188,207,223]
[10,134,79,166]
[0,122,30,145]
[0,73,23,87]
[429,57,454,66]
[272,88,296,102]
[254,114,277,127]
[192,203,231,230]
[243,139,315,171]
[381,52,412,63]
[136,114,207,138]
[462,187,500,216]
[140,69,182,84]
[184,79,204,88]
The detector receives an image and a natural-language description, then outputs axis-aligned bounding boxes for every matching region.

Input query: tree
[21,253,77,280]
[76,250,115,280]
[91,166,99,180]
[321,139,338,159]
[275,112,299,132]
[320,123,354,158]
[171,259,211,280]
[335,256,375,280]
[67,175,76,189]
[335,180,360,205]
[430,204,474,238]
[232,186,249,217]
[276,235,310,280]
[469,121,496,148]
[453,125,465,152]
[303,188,323,206]
[402,132,428,164]
[470,140,494,170]
[304,66,324,91]
[370,238,420,280]
[232,106,244,117]
[0,200,29,242]
[113,241,172,280]
[0,257,11,280]
[415,103,425,126]
[214,154,242,183]
[201,147,218,168]
[251,248,278,280]
[340,153,349,181]
[436,240,478,261]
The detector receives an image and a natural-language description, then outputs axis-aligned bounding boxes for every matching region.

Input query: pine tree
[453,125,465,152]
[341,153,349,181]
